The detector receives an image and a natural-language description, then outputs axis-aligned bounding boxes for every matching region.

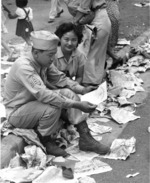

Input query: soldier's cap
[31,30,59,50]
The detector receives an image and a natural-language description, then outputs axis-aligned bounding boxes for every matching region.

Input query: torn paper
[126,172,139,178]
[74,158,112,178]
[78,176,96,183]
[110,107,140,124]
[81,82,107,105]
[88,123,112,135]
[0,167,43,183]
[33,166,78,183]
[102,137,136,160]
[66,145,99,161]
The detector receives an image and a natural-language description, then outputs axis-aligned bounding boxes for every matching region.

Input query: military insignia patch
[29,75,42,87]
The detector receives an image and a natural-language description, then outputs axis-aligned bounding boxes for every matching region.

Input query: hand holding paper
[81,82,107,105]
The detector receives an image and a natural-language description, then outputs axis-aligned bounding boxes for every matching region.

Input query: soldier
[4,30,110,157]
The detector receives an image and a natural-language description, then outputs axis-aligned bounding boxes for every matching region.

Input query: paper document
[81,82,107,105]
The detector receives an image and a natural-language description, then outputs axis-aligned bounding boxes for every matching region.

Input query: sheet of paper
[81,82,107,105]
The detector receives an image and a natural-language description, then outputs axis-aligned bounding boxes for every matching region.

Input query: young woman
[54,22,87,84]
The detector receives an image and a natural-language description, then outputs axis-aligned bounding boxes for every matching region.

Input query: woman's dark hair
[16,0,28,8]
[55,22,84,46]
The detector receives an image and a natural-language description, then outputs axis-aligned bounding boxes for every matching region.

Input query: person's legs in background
[48,0,63,23]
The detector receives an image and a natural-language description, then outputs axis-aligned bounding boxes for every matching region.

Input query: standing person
[48,0,64,23]
[66,0,122,86]
[106,0,120,48]
[54,22,86,84]
[105,0,123,69]
[3,30,110,157]
[1,5,17,61]
[8,0,34,46]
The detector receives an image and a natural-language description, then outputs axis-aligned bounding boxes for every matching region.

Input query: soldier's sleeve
[16,64,74,109]
[47,64,85,94]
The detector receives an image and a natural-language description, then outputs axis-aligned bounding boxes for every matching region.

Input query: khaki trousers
[8,89,86,137]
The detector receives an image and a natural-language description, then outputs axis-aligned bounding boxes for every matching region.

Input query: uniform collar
[57,46,77,59]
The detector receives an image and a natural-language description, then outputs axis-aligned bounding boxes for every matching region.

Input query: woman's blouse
[53,47,87,83]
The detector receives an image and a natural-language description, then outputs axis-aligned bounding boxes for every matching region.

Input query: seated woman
[54,22,87,84]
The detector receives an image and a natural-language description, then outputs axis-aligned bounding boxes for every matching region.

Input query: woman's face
[60,31,78,53]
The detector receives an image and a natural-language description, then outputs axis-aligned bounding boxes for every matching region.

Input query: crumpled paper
[102,137,136,160]
[33,166,78,183]
[21,145,47,169]
[0,166,43,183]
[81,82,107,105]
[88,123,112,135]
[66,144,99,161]
[120,89,136,98]
[78,176,96,183]
[109,70,143,93]
[109,106,140,124]
[74,157,112,178]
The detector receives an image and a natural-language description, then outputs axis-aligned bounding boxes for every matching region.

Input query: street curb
[1,28,150,169]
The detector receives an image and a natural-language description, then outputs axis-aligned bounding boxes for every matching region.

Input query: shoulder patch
[29,75,42,87]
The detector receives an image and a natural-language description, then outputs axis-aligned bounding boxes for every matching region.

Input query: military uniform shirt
[4,53,84,117]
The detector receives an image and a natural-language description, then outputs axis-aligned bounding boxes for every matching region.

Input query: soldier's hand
[74,101,97,113]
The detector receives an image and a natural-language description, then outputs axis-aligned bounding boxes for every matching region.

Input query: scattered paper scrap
[134,3,150,7]
[88,123,112,135]
[117,38,130,45]
[78,176,96,183]
[66,145,99,161]
[0,103,6,118]
[126,172,140,178]
[110,107,140,124]
[0,167,43,183]
[33,166,78,183]
[102,137,136,160]
[74,158,112,178]
[81,82,107,105]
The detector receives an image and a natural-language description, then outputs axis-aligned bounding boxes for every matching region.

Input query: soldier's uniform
[4,30,110,156]
[4,53,87,136]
